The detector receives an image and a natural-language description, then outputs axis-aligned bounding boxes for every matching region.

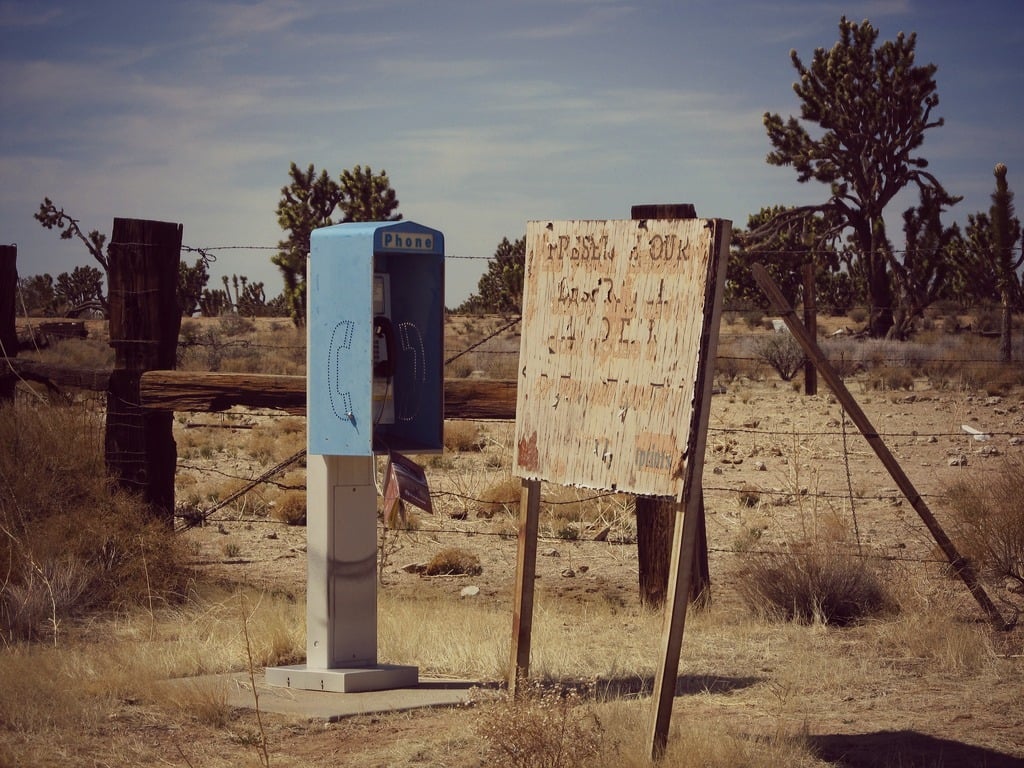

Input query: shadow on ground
[538,673,762,700]
[807,730,1024,767]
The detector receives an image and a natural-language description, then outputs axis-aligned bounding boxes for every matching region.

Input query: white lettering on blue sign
[383,232,434,251]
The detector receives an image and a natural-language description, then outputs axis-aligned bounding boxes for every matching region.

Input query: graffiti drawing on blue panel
[328,320,357,429]
[396,321,425,421]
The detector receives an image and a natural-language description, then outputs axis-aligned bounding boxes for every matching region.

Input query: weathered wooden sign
[513,218,730,498]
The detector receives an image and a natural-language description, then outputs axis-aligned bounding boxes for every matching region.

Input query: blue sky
[2,0,1022,307]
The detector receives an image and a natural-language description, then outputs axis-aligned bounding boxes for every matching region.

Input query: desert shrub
[475,682,604,768]
[25,336,114,369]
[738,549,893,626]
[732,525,765,552]
[737,483,762,508]
[444,421,485,452]
[976,364,1024,396]
[217,348,264,373]
[715,346,760,382]
[754,333,805,381]
[715,353,741,382]
[0,402,189,642]
[176,326,226,371]
[923,357,958,390]
[960,361,1005,393]
[178,318,305,374]
[482,351,519,379]
[445,358,476,378]
[424,547,482,576]
[271,491,307,526]
[972,307,1001,335]
[721,309,741,326]
[847,306,868,325]
[939,309,965,334]
[218,313,256,336]
[865,365,915,391]
[943,457,1024,587]
[476,477,522,518]
[819,336,861,378]
[742,309,765,329]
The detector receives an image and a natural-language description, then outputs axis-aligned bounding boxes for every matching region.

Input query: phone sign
[381,231,435,252]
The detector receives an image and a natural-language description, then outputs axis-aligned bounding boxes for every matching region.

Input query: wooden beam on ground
[7,358,111,392]
[139,371,518,420]
[141,371,307,414]
[752,263,1009,632]
[442,378,518,419]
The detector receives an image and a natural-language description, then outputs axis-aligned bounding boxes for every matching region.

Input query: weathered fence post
[106,219,182,526]
[630,205,710,609]
[0,244,16,402]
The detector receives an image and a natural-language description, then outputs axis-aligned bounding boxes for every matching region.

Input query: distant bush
[972,308,1001,335]
[217,313,256,336]
[866,366,915,391]
[754,334,806,381]
[742,309,765,330]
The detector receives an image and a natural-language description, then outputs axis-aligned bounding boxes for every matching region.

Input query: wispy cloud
[205,0,322,37]
[0,1,62,27]
[375,56,502,81]
[505,2,636,40]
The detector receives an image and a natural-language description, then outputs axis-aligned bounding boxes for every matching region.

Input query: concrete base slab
[177,672,487,722]
[265,663,418,693]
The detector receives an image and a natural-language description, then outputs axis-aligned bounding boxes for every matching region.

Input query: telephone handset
[371,272,426,426]
[373,315,396,379]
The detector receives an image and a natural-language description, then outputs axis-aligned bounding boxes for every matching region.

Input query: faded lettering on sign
[513,218,726,497]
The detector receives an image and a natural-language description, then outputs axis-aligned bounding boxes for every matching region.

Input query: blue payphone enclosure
[308,221,444,456]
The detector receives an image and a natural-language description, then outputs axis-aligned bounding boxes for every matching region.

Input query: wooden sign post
[508,217,730,757]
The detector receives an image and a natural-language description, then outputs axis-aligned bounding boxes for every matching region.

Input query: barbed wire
[169,242,1024,260]
[176,510,959,569]
[172,454,1005,520]
[445,316,521,365]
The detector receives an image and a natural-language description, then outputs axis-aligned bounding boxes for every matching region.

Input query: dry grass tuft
[444,420,486,452]
[270,490,307,526]
[738,548,894,626]
[474,681,604,768]
[152,676,231,727]
[475,476,522,518]
[943,455,1024,587]
[0,402,191,643]
[871,610,997,674]
[424,547,482,576]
